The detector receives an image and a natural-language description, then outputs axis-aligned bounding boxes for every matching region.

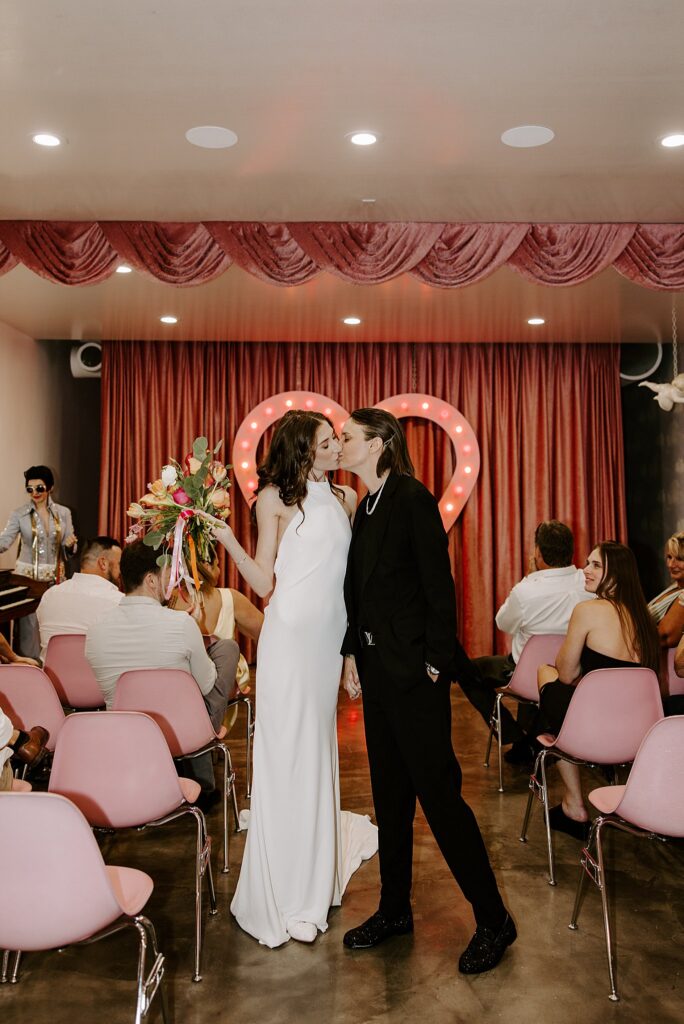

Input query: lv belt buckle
[363,630,375,647]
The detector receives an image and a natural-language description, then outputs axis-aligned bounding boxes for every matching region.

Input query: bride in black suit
[338,407,516,975]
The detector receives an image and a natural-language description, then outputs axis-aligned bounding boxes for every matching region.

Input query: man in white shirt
[85,539,239,794]
[36,536,123,662]
[459,521,593,760]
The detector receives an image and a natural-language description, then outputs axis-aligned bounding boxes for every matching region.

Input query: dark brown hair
[594,540,660,673]
[535,520,574,567]
[255,410,343,514]
[120,538,161,594]
[349,409,415,477]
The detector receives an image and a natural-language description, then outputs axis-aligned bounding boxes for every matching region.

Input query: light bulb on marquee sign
[232,392,480,532]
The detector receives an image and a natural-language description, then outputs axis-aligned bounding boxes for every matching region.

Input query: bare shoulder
[254,484,284,513]
[571,598,608,625]
[337,485,358,517]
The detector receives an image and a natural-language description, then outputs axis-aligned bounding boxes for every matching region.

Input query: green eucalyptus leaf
[143,532,164,548]
[156,553,171,568]
[193,436,209,460]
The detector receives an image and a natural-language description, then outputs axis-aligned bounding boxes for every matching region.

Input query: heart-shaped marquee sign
[232,391,480,532]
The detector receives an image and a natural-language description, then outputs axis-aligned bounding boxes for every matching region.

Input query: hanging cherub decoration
[639,373,684,411]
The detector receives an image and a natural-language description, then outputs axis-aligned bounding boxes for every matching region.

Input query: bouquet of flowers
[126,436,231,598]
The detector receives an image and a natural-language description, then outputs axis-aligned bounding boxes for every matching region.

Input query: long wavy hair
[594,540,660,673]
[348,408,415,477]
[255,410,343,514]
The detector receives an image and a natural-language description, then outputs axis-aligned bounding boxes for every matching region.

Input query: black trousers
[358,645,507,930]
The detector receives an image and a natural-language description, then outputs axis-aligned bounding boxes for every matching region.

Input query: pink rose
[172,487,192,506]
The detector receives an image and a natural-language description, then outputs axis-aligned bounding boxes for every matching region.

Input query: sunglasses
[26,484,48,494]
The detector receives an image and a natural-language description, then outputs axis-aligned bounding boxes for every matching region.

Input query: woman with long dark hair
[536,540,660,838]
[210,410,377,947]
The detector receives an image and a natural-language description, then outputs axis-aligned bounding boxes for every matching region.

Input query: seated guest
[647,531,684,647]
[458,520,592,762]
[0,634,38,667]
[85,539,240,797]
[168,554,263,699]
[36,536,123,662]
[0,703,49,790]
[664,600,684,716]
[535,540,660,839]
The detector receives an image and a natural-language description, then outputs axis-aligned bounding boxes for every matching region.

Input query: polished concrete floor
[3,687,683,1024]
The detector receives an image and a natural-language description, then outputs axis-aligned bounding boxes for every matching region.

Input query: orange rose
[150,479,167,498]
[185,455,203,474]
[211,488,231,509]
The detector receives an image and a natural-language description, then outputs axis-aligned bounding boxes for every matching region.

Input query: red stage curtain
[99,341,626,658]
[1,221,683,289]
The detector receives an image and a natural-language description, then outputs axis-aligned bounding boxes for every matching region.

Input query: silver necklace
[366,476,388,515]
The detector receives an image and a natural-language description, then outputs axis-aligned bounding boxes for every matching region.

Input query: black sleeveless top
[579,644,641,675]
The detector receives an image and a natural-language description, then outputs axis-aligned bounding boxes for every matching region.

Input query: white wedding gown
[231,481,378,947]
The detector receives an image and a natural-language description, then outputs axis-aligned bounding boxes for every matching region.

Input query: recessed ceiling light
[349,132,377,146]
[160,315,178,325]
[32,133,61,147]
[115,264,132,274]
[661,133,684,148]
[527,317,545,325]
[185,125,238,149]
[501,125,554,148]
[343,316,362,325]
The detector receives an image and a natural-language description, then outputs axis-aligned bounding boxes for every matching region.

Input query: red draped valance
[0,220,683,290]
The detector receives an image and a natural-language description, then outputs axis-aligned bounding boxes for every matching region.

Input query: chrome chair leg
[519,748,543,842]
[132,916,167,1024]
[1,949,9,983]
[595,820,619,1001]
[188,804,213,982]
[10,950,21,983]
[539,751,557,886]
[495,692,504,793]
[569,819,598,931]
[484,721,494,768]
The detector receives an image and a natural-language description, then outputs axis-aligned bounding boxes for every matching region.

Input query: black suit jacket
[342,474,462,689]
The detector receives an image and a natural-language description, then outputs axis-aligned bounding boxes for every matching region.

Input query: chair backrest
[0,792,126,950]
[0,664,66,752]
[49,711,187,827]
[610,716,684,837]
[552,667,663,763]
[113,669,216,755]
[44,633,105,708]
[508,634,566,701]
[666,647,684,697]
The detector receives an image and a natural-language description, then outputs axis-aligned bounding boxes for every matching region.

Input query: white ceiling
[0,0,682,343]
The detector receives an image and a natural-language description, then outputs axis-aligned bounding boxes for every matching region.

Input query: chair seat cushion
[179,777,201,804]
[537,733,557,748]
[588,784,626,815]
[106,865,154,916]
[11,779,33,792]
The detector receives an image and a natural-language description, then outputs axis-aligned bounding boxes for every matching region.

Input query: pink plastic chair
[666,646,684,696]
[44,633,105,710]
[113,669,240,873]
[0,664,66,753]
[484,634,566,792]
[48,711,214,982]
[519,667,663,885]
[0,792,167,1023]
[569,716,684,1001]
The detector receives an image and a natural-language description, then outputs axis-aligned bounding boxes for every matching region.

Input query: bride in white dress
[211,410,378,947]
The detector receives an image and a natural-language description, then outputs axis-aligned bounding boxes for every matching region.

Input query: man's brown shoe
[13,726,50,766]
